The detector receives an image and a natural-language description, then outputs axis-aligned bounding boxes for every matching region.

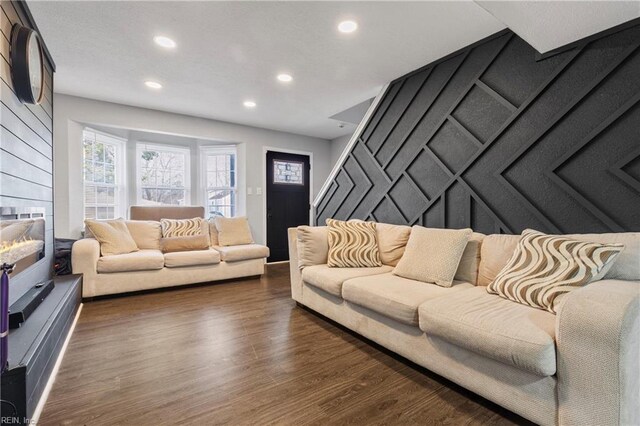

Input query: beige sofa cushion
[478,232,640,286]
[343,273,474,326]
[125,220,161,250]
[97,249,164,273]
[375,223,411,266]
[215,216,254,246]
[85,219,139,256]
[161,235,210,253]
[454,232,485,284]
[418,287,557,377]
[164,249,221,268]
[214,244,269,262]
[302,264,393,297]
[394,226,472,287]
[296,226,329,269]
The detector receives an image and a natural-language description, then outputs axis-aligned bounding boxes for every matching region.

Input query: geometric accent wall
[316,25,640,234]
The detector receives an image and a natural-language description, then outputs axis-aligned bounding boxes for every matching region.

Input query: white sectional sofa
[288,225,640,425]
[73,206,269,298]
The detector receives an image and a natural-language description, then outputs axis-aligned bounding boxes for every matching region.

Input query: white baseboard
[31,303,83,424]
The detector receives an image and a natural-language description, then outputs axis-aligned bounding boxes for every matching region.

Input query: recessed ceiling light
[144,80,163,89]
[243,100,257,108]
[153,35,176,49]
[338,20,358,33]
[277,73,293,83]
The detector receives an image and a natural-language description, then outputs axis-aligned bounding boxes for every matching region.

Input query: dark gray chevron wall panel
[316,26,640,234]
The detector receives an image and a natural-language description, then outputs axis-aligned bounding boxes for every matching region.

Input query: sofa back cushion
[130,205,204,221]
[375,223,411,266]
[214,216,254,246]
[296,226,329,269]
[125,220,161,250]
[478,232,640,286]
[454,232,485,284]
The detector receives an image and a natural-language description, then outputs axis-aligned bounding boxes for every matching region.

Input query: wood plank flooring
[40,264,530,425]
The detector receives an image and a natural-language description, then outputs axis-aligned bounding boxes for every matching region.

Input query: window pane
[206,189,235,218]
[273,160,304,185]
[83,130,122,221]
[138,146,189,206]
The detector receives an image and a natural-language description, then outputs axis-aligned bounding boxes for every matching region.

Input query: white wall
[54,94,332,244]
[330,133,353,166]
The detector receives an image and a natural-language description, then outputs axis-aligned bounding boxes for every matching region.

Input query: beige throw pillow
[208,218,219,246]
[326,218,381,268]
[296,226,329,269]
[487,229,624,313]
[85,219,139,256]
[375,223,411,266]
[393,226,472,287]
[215,217,254,246]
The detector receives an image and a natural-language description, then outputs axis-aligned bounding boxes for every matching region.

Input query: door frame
[262,146,314,252]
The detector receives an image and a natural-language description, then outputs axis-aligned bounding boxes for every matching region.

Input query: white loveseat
[288,225,639,425]
[73,207,269,298]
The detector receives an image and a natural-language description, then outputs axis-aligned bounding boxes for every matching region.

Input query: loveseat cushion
[418,286,557,377]
[302,264,393,297]
[164,249,221,268]
[97,249,164,273]
[213,244,269,262]
[342,273,473,326]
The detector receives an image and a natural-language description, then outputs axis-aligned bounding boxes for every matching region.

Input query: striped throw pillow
[487,229,624,313]
[160,217,205,238]
[326,219,381,268]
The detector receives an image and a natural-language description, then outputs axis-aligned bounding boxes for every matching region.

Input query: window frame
[200,145,238,218]
[136,142,192,206]
[82,128,127,221]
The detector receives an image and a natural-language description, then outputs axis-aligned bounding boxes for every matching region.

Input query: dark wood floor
[40,264,529,425]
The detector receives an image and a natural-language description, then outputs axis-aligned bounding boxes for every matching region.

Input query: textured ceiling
[29,1,639,140]
[29,1,505,139]
[476,1,640,54]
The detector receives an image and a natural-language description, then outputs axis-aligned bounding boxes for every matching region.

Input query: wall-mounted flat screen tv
[0,207,46,276]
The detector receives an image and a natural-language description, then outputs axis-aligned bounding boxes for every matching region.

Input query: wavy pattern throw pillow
[326,219,381,268]
[161,217,205,238]
[487,229,624,313]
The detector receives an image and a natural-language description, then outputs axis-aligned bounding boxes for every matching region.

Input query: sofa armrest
[288,228,303,302]
[556,279,640,425]
[72,238,100,277]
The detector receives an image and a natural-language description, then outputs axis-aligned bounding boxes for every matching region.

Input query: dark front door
[266,151,310,262]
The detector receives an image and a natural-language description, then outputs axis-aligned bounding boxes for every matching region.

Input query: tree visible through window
[83,129,125,220]
[202,147,236,218]
[137,144,190,205]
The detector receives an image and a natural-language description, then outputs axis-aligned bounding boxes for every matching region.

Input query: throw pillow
[208,218,219,246]
[393,226,472,287]
[326,218,381,268]
[0,220,33,242]
[214,217,254,246]
[375,223,411,266]
[124,220,162,250]
[160,234,210,253]
[296,226,329,269]
[160,217,206,238]
[85,219,139,256]
[487,229,624,313]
